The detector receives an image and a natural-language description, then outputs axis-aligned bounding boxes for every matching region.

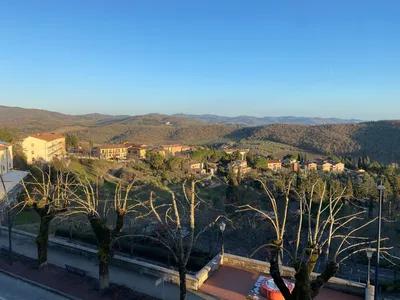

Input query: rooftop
[98,144,128,149]
[28,133,65,142]
[267,160,281,164]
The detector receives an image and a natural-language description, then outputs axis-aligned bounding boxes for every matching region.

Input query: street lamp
[219,221,226,256]
[366,248,374,287]
[374,183,385,300]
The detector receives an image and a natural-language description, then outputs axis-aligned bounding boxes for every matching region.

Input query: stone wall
[195,253,222,288]
[0,226,200,290]
[0,227,367,296]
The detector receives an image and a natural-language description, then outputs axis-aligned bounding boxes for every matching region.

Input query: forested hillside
[0,105,399,163]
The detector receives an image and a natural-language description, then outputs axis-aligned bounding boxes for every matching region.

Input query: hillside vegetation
[0,105,399,163]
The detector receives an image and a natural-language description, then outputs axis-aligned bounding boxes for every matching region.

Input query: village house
[305,161,318,171]
[22,133,66,164]
[127,144,151,159]
[0,141,13,175]
[332,162,345,173]
[229,160,252,175]
[160,144,191,156]
[184,161,206,176]
[266,160,282,170]
[318,161,333,172]
[95,144,128,160]
[148,147,166,157]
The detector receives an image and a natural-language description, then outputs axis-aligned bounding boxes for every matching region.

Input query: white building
[0,141,13,175]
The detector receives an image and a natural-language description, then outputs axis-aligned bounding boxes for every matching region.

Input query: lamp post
[366,248,374,287]
[374,183,385,300]
[219,221,226,256]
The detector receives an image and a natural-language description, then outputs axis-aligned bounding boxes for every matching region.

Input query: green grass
[13,209,40,226]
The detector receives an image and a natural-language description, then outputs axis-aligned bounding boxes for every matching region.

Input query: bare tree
[18,166,72,267]
[141,179,221,300]
[68,176,145,290]
[237,178,394,300]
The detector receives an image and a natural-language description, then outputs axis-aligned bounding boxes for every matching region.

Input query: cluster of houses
[222,148,345,176]
[0,131,347,180]
[304,159,345,173]
[92,143,193,160]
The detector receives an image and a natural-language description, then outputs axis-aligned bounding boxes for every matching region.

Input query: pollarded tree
[19,166,72,267]
[69,176,145,290]
[142,179,222,300]
[238,178,394,300]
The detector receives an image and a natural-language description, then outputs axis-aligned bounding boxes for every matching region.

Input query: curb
[0,268,81,300]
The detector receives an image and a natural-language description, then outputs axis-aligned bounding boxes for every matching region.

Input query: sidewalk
[0,233,216,300]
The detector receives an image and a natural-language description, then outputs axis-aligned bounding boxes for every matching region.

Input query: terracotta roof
[267,160,281,164]
[29,133,65,142]
[98,144,128,149]
[0,145,6,151]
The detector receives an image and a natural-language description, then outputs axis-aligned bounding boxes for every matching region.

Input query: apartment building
[160,144,191,156]
[0,141,13,175]
[95,144,128,160]
[22,133,66,164]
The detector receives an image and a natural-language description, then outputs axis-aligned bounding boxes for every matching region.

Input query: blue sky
[0,1,399,120]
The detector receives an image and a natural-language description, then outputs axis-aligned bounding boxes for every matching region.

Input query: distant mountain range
[1,105,399,163]
[173,114,364,126]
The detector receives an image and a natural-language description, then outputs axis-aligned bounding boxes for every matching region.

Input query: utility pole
[374,183,385,300]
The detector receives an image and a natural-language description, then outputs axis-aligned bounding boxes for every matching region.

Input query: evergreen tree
[345,177,354,199]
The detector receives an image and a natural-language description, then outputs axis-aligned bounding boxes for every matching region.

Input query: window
[31,143,34,147]
[32,151,35,155]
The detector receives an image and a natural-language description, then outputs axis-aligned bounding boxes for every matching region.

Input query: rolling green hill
[0,105,399,163]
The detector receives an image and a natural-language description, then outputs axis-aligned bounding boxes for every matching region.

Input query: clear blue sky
[1,1,399,120]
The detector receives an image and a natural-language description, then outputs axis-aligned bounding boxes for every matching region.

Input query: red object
[260,277,294,300]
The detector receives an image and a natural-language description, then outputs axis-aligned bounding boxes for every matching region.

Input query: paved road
[0,272,68,300]
[0,233,216,300]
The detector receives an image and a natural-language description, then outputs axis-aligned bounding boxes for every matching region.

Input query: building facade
[127,144,149,159]
[95,144,128,160]
[22,133,66,164]
[0,141,13,175]
[160,144,191,156]
[266,160,282,170]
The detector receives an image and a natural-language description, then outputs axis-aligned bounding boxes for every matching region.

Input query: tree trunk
[89,212,125,292]
[36,215,53,268]
[269,240,292,300]
[291,262,312,300]
[99,255,110,291]
[178,266,187,300]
